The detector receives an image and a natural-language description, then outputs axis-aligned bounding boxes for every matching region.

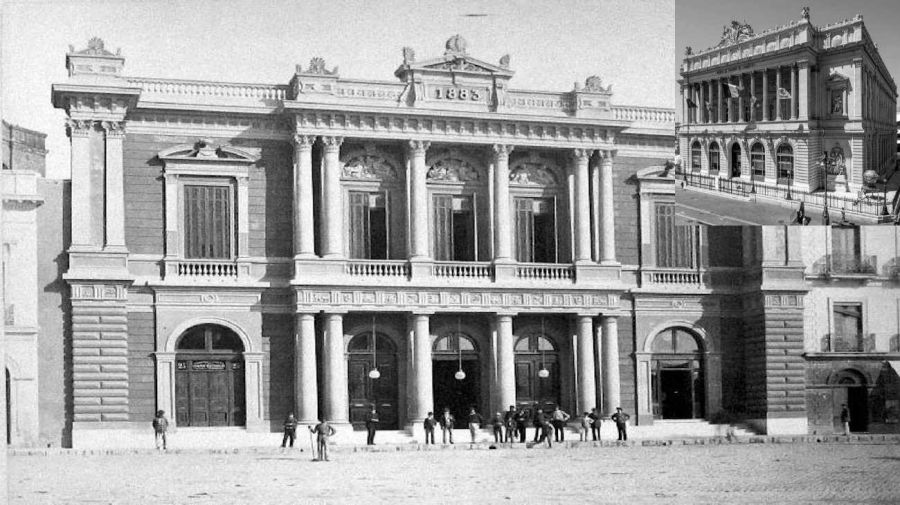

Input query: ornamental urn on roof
[444,34,468,56]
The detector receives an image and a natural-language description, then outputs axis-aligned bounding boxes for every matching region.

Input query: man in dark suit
[611,407,630,441]
[365,405,379,445]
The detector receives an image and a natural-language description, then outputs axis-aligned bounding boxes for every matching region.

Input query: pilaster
[293,134,317,261]
[321,136,344,259]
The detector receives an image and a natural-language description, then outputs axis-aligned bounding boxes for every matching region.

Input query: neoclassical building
[678,8,898,221]
[54,35,874,447]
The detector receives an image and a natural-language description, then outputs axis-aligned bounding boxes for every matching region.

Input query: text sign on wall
[432,86,486,102]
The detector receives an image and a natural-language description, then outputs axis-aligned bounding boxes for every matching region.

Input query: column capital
[599,150,616,163]
[66,119,94,138]
[571,148,593,161]
[494,311,517,318]
[101,120,126,138]
[407,139,431,154]
[600,314,619,321]
[293,133,316,148]
[321,136,344,150]
[492,144,515,159]
[408,311,434,318]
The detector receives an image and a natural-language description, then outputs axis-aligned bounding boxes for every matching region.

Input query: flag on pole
[726,83,743,97]
[777,87,792,99]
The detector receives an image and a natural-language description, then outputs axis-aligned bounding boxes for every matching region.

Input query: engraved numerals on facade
[434,86,483,101]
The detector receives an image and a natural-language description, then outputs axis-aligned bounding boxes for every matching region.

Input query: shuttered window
[515,197,556,263]
[349,191,388,259]
[655,203,695,268]
[184,184,232,259]
[433,194,475,261]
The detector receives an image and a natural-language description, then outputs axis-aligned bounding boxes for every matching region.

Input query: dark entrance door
[660,369,693,419]
[174,325,245,427]
[432,359,480,429]
[731,143,742,178]
[347,332,399,430]
[847,387,868,432]
[514,334,560,412]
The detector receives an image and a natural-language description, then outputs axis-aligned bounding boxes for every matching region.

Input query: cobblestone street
[9,442,900,504]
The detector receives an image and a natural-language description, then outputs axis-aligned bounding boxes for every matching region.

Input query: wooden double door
[515,357,560,412]
[175,356,245,427]
[348,355,399,429]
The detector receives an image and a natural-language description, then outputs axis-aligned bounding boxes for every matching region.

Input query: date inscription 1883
[434,87,484,101]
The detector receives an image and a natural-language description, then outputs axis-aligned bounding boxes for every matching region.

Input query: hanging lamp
[537,317,550,379]
[368,315,381,379]
[454,317,466,380]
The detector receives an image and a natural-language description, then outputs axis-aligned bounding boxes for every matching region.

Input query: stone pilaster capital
[407,139,431,155]
[492,144,515,160]
[101,120,126,138]
[599,149,617,164]
[321,136,344,151]
[600,314,619,323]
[66,119,94,138]
[571,148,593,162]
[293,134,316,149]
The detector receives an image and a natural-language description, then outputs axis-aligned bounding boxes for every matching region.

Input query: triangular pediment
[394,35,514,81]
[413,55,511,75]
[158,139,259,164]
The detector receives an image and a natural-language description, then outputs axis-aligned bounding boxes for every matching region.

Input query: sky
[675,0,900,83]
[1,0,674,179]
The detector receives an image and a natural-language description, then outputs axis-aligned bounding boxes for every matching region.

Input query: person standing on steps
[515,406,528,443]
[423,411,437,444]
[503,405,517,443]
[280,412,297,448]
[467,407,484,443]
[550,406,570,442]
[309,418,336,461]
[578,412,592,442]
[439,407,456,444]
[152,410,169,451]
[365,405,379,445]
[532,407,546,442]
[840,404,851,436]
[611,407,630,441]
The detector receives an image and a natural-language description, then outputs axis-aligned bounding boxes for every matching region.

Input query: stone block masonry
[70,283,130,423]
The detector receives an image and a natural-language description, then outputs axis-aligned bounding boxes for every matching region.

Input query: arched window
[347,332,397,353]
[433,333,477,352]
[690,141,702,172]
[750,142,765,180]
[776,144,794,184]
[730,143,742,178]
[650,328,701,354]
[514,335,556,352]
[176,324,243,352]
[708,142,720,174]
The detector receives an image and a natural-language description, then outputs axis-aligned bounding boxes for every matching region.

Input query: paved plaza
[8,442,900,504]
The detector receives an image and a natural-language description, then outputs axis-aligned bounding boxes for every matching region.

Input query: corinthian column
[293,134,317,259]
[599,151,617,264]
[495,314,516,411]
[408,313,433,424]
[408,140,431,260]
[320,136,344,258]
[573,149,593,263]
[492,145,514,262]
[601,315,620,415]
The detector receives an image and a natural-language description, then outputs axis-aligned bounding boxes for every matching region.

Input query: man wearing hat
[611,407,630,441]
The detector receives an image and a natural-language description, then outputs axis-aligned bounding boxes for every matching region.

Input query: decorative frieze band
[295,288,621,313]
[70,283,128,302]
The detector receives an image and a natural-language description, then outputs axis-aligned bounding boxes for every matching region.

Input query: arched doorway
[730,143,742,178]
[174,324,245,427]
[832,369,868,433]
[347,331,399,429]
[650,327,704,419]
[432,332,480,428]
[514,334,560,412]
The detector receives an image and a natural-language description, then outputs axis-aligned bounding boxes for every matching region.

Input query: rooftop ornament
[444,34,468,56]
[717,20,755,47]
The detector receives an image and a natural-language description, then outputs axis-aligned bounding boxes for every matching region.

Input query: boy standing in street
[152,410,169,451]
[578,412,592,442]
[466,407,484,443]
[439,407,455,444]
[611,407,630,441]
[309,418,336,461]
[840,404,851,435]
[550,406,570,442]
[281,413,297,448]
[423,412,436,444]
[365,405,379,445]
[491,412,504,443]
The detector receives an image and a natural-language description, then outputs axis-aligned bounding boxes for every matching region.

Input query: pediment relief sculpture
[158,139,259,163]
[341,152,399,182]
[509,161,559,187]
[427,156,481,182]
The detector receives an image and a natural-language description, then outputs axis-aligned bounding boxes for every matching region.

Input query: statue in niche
[831,90,844,114]
[828,144,845,175]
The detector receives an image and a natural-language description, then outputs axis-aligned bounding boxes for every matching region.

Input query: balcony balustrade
[515,263,574,281]
[175,260,238,279]
[345,260,410,278]
[432,261,493,280]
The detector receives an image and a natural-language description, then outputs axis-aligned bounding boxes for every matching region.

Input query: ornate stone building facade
[678,8,898,221]
[54,35,871,447]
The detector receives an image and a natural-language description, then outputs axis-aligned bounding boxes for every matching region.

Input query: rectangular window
[349,191,388,259]
[515,197,556,263]
[832,304,863,352]
[655,203,695,268]
[183,184,233,259]
[831,227,862,273]
[433,195,476,261]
